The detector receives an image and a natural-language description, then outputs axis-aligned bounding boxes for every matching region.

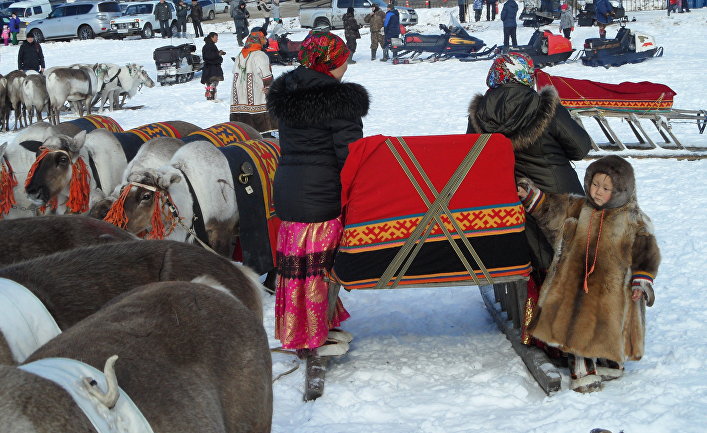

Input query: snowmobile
[520,0,560,27]
[153,43,202,86]
[390,14,495,64]
[581,23,663,68]
[500,29,576,68]
[264,31,302,65]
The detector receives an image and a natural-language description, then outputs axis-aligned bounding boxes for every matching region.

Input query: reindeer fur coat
[527,156,661,362]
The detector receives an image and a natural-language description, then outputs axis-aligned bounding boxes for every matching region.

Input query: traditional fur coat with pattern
[527,156,660,362]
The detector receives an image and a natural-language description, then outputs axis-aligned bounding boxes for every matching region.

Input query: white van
[8,0,52,23]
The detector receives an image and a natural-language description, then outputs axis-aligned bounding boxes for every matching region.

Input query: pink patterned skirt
[274,218,350,349]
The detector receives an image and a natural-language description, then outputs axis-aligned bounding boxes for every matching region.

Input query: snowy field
[2,7,707,433]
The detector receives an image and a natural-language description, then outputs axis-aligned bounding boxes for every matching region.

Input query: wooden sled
[299,133,560,400]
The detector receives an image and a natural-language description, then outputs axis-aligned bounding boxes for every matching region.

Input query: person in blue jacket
[500,0,518,49]
[8,12,21,45]
[595,0,614,39]
[382,3,400,62]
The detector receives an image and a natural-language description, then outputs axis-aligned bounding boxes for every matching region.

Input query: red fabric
[341,134,520,227]
[536,70,676,111]
[544,31,572,55]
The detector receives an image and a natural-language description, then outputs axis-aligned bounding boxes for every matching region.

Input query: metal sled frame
[570,107,707,154]
[302,135,559,400]
[394,44,497,64]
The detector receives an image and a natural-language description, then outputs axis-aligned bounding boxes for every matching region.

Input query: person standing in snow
[594,0,614,39]
[267,30,369,358]
[559,3,573,39]
[232,0,250,46]
[364,3,386,60]
[382,3,400,62]
[17,33,45,73]
[466,52,592,347]
[473,0,483,22]
[500,0,518,49]
[154,0,173,38]
[486,0,498,21]
[9,12,21,45]
[257,0,271,27]
[190,0,204,37]
[458,0,468,23]
[342,6,361,64]
[231,28,276,135]
[271,0,281,20]
[176,0,189,37]
[519,155,660,393]
[201,32,225,100]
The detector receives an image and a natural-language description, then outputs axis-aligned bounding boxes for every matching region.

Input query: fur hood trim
[467,86,559,151]
[583,155,636,209]
[267,69,369,127]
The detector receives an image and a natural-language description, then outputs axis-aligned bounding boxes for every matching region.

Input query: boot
[347,58,357,64]
[205,86,212,100]
[371,49,377,61]
[381,48,389,61]
[209,87,217,100]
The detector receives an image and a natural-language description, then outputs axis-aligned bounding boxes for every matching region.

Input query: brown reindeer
[0,240,264,365]
[0,279,272,433]
[0,215,135,266]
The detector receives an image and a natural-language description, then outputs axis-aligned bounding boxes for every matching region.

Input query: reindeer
[5,70,27,130]
[0,240,266,365]
[96,63,155,112]
[0,215,136,266]
[21,72,50,125]
[45,64,112,124]
[1,278,272,433]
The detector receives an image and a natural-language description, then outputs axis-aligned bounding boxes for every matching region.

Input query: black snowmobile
[391,14,495,64]
[581,22,663,68]
[520,0,560,27]
[153,43,202,85]
[499,29,577,68]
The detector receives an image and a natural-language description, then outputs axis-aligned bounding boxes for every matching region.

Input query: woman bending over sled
[518,156,661,393]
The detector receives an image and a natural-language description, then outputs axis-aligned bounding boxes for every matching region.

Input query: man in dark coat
[154,0,173,38]
[466,52,591,273]
[594,0,614,39]
[201,32,225,100]
[382,3,400,62]
[500,0,518,48]
[231,0,250,46]
[176,0,189,37]
[17,33,45,72]
[364,3,386,60]
[190,0,204,37]
[486,0,498,21]
[342,7,361,64]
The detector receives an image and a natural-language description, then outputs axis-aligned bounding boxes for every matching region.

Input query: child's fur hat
[583,155,635,209]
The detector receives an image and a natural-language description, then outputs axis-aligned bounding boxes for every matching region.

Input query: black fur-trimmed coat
[527,156,661,363]
[467,83,592,195]
[267,66,369,223]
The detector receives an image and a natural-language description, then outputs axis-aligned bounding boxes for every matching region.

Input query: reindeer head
[138,67,155,89]
[103,169,181,237]
[25,130,87,208]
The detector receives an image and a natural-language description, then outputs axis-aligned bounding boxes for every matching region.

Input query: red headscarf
[297,30,349,77]
[241,30,266,58]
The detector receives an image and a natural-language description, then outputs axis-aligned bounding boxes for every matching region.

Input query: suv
[26,1,123,41]
[192,0,215,20]
[108,1,177,39]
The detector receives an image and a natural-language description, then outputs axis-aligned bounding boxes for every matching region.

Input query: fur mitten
[517,178,544,213]
[632,278,655,307]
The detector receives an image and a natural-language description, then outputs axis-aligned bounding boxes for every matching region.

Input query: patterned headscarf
[241,30,266,58]
[486,52,535,89]
[297,30,350,77]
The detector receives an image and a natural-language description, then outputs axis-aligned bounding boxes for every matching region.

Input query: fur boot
[205,86,213,100]
[569,354,601,393]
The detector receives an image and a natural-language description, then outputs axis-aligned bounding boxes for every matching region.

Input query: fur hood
[467,85,559,151]
[583,155,636,210]
[267,66,369,128]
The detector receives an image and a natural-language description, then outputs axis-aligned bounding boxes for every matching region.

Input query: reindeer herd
[0,115,278,430]
[0,63,154,130]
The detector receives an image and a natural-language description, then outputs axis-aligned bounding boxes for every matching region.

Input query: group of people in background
[153,0,204,38]
[459,0,498,22]
[364,2,400,61]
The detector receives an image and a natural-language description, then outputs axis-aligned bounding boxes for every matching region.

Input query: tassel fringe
[0,159,18,217]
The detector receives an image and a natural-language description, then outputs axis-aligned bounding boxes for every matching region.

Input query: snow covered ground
[2,6,707,433]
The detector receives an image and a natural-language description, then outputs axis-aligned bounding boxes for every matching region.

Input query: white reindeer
[45,64,112,124]
[96,63,155,112]
[21,73,50,125]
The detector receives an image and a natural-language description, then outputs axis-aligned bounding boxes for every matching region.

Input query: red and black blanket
[536,70,676,112]
[333,134,531,290]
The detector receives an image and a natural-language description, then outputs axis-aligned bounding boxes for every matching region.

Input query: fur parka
[527,156,661,362]
[267,66,369,223]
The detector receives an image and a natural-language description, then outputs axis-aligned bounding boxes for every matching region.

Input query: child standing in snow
[559,4,573,39]
[1,25,10,46]
[518,156,660,393]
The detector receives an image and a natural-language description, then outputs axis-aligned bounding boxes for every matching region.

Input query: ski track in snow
[1,7,707,433]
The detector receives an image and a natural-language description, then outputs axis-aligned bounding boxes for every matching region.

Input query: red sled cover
[536,70,676,112]
[333,134,531,290]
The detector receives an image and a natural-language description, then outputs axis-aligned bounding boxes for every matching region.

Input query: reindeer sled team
[0,32,662,432]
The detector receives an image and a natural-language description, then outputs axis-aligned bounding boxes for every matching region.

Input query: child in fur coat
[517,155,660,393]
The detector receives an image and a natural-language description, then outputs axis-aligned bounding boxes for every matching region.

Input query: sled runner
[536,71,707,155]
[295,134,566,400]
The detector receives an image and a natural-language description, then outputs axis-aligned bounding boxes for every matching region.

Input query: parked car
[197,0,215,20]
[26,0,123,41]
[108,0,177,38]
[8,0,52,23]
[213,0,227,14]
[300,0,417,30]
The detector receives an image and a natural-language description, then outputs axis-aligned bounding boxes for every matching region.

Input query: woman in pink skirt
[267,30,370,356]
